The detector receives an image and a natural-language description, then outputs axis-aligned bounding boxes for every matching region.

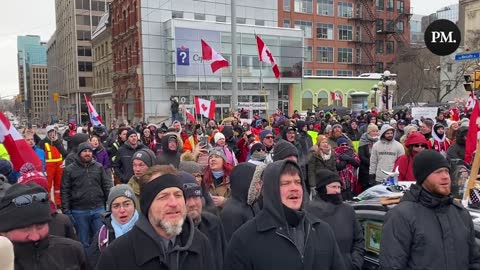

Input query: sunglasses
[340,143,348,146]
[264,136,274,139]
[413,144,427,148]
[11,192,48,207]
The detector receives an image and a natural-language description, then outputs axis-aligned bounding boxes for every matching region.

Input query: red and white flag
[256,35,280,79]
[330,92,343,101]
[185,106,196,123]
[201,39,229,73]
[194,97,216,119]
[0,112,42,171]
[85,95,103,126]
[465,96,480,164]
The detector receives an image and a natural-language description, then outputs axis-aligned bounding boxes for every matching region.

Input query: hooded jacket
[369,125,405,182]
[156,132,183,168]
[393,133,428,181]
[113,140,148,183]
[224,160,346,270]
[220,162,259,242]
[96,215,215,270]
[197,211,227,270]
[379,184,480,270]
[447,126,468,162]
[358,133,378,187]
[308,150,337,188]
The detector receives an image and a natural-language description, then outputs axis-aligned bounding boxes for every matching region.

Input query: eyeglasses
[111,201,134,210]
[192,173,203,179]
[264,136,274,139]
[11,192,48,207]
[413,144,427,148]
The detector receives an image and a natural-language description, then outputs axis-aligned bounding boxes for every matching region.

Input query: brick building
[279,0,411,76]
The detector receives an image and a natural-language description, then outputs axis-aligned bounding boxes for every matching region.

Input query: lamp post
[379,70,397,111]
[50,65,73,123]
[371,84,378,107]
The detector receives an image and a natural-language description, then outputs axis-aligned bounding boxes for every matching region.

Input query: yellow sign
[475,71,480,90]
[53,93,59,102]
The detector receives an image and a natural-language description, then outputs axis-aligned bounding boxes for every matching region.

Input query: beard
[156,216,185,236]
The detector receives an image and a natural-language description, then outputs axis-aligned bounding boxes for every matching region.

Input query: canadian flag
[201,39,229,73]
[194,97,216,119]
[0,112,42,171]
[465,97,480,164]
[256,35,280,79]
[330,91,343,101]
[185,107,196,123]
[85,95,103,126]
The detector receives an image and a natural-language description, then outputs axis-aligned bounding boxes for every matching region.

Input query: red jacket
[236,138,249,163]
[394,154,416,181]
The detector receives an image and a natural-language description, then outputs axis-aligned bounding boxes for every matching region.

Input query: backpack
[98,225,109,251]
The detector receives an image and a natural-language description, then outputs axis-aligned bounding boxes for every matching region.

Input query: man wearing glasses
[393,133,429,181]
[260,130,275,164]
[0,183,87,269]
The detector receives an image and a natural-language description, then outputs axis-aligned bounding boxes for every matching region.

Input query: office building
[410,14,423,44]
[436,3,458,23]
[459,0,480,48]
[29,65,49,124]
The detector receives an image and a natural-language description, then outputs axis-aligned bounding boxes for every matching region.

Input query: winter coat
[94,147,111,170]
[308,150,337,188]
[297,131,313,157]
[379,184,480,270]
[37,137,67,159]
[156,133,182,168]
[346,128,362,142]
[220,162,259,242]
[0,176,11,198]
[369,125,405,182]
[13,236,87,270]
[224,161,347,270]
[96,215,215,270]
[33,145,46,172]
[357,133,377,188]
[61,157,112,212]
[393,154,416,181]
[48,212,77,240]
[446,126,468,162]
[113,141,148,183]
[336,146,360,199]
[197,212,227,270]
[394,128,404,142]
[306,199,364,270]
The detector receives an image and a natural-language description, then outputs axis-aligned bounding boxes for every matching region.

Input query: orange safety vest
[44,143,63,163]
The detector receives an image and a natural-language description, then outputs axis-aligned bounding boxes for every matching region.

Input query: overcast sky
[0,0,461,98]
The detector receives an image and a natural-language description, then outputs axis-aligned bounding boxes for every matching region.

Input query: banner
[411,107,438,121]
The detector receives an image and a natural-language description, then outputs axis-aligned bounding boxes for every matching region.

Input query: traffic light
[464,74,474,92]
[475,71,480,90]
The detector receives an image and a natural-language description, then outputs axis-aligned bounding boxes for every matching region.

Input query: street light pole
[380,70,396,111]
[231,0,238,114]
[372,84,378,107]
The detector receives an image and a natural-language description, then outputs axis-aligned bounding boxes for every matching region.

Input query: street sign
[455,52,480,61]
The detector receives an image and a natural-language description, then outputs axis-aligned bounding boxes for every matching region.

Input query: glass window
[284,0,290,11]
[316,23,334,39]
[386,41,394,54]
[294,0,313,13]
[376,62,384,73]
[236,17,246,24]
[304,69,313,76]
[216,16,226,22]
[78,46,92,56]
[76,15,90,25]
[78,61,92,72]
[92,16,102,28]
[172,11,183,18]
[92,1,105,11]
[317,47,334,62]
[283,19,291,28]
[376,40,384,53]
[75,0,89,10]
[338,2,353,17]
[302,91,313,110]
[396,21,404,33]
[194,13,205,20]
[338,25,353,41]
[337,70,353,76]
[316,69,334,76]
[337,48,353,63]
[387,20,394,32]
[305,46,313,62]
[386,0,394,11]
[447,63,452,72]
[255,19,265,26]
[317,0,334,16]
[376,0,384,11]
[294,21,313,38]
[318,91,328,107]
[77,30,91,40]
[397,0,404,13]
[376,19,384,32]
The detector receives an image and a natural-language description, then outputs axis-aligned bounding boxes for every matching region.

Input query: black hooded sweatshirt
[447,126,467,163]
[156,134,182,168]
[224,160,346,270]
[220,162,259,242]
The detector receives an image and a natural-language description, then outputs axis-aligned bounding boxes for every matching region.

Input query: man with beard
[156,133,183,168]
[379,150,480,269]
[328,124,352,149]
[369,124,404,183]
[224,160,346,270]
[114,129,148,184]
[0,183,87,269]
[180,172,227,270]
[96,167,215,270]
[61,142,112,250]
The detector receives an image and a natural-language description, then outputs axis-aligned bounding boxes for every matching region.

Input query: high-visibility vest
[44,143,63,163]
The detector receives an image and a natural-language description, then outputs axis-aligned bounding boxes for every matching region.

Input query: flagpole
[231,0,238,113]
[203,60,208,98]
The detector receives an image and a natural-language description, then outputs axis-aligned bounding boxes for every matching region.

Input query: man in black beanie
[96,167,215,270]
[0,183,87,269]
[113,128,148,184]
[272,139,299,162]
[380,150,480,269]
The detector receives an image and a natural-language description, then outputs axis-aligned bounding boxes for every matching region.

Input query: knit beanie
[332,123,343,131]
[179,161,202,174]
[249,142,266,155]
[0,183,51,232]
[367,123,379,134]
[178,171,202,198]
[17,163,48,190]
[209,148,227,161]
[260,130,273,141]
[413,150,450,185]
[132,149,157,167]
[0,236,13,270]
[77,142,93,156]
[214,132,226,144]
[403,125,418,136]
[314,169,342,194]
[316,135,327,144]
[273,140,299,161]
[0,159,13,178]
[106,184,137,211]
[336,137,348,146]
[140,174,184,217]
[126,129,137,138]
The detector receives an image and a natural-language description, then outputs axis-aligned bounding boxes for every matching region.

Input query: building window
[317,0,334,16]
[172,11,184,18]
[317,47,334,62]
[216,16,226,22]
[316,69,334,76]
[375,62,384,73]
[446,84,451,93]
[338,48,353,63]
[447,63,452,72]
[283,19,291,28]
[294,0,313,13]
[338,25,353,40]
[397,0,404,13]
[316,23,334,39]
[76,15,90,25]
[396,21,404,33]
[304,69,313,76]
[194,13,205,20]
[236,17,246,24]
[387,20,394,32]
[338,2,353,17]
[78,46,92,56]
[337,70,353,76]
[376,40,384,53]
[294,21,313,38]
[376,19,384,32]
[305,46,313,62]
[386,0,394,11]
[386,41,394,54]
[77,30,91,40]
[318,91,328,107]
[255,19,265,26]
[78,61,93,72]
[302,91,313,110]
[284,0,290,11]
[376,0,384,11]
[75,0,89,10]
[92,0,105,12]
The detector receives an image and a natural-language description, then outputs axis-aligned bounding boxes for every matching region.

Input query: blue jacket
[33,146,46,172]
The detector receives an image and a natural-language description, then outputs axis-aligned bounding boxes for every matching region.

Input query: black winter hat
[140,174,184,217]
[132,149,157,167]
[413,150,450,185]
[314,169,342,194]
[273,140,299,161]
[178,171,202,198]
[126,129,137,138]
[0,183,51,232]
[77,142,93,156]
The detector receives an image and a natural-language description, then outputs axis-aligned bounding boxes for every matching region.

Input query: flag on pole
[256,35,280,79]
[194,97,216,119]
[185,108,196,123]
[0,112,42,171]
[465,95,480,164]
[330,91,343,101]
[84,95,103,126]
[201,39,229,73]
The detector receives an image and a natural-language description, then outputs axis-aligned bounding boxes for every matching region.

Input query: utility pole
[231,0,238,113]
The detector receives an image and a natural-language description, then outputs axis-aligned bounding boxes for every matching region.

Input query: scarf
[318,193,343,205]
[111,210,139,238]
[212,170,225,179]
[320,150,331,161]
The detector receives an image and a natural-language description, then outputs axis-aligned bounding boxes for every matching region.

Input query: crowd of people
[0,105,479,270]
